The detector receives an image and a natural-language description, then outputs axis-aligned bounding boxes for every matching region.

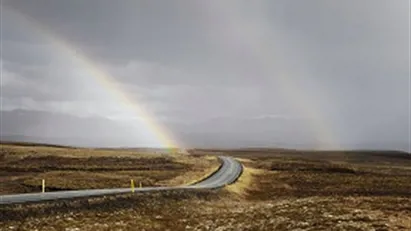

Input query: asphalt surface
[0,156,242,205]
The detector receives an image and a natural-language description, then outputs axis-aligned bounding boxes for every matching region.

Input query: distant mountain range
[0,109,320,148]
[0,109,149,147]
[1,109,409,151]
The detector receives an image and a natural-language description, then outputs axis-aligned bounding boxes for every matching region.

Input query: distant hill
[0,139,77,149]
[1,109,409,151]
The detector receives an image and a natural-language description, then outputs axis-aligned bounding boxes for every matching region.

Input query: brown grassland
[1,144,411,230]
[0,143,220,194]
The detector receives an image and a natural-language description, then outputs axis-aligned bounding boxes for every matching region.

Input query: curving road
[0,156,242,205]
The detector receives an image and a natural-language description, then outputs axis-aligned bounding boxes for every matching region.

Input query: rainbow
[4,6,180,150]
[198,2,340,149]
[5,3,340,150]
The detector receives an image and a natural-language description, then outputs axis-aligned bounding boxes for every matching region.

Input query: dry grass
[163,155,220,186]
[241,156,411,200]
[0,143,220,194]
[21,170,183,190]
[1,147,411,230]
[1,192,410,231]
[225,158,265,198]
[0,143,162,159]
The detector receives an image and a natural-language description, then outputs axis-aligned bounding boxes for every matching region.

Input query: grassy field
[0,143,220,194]
[1,146,410,230]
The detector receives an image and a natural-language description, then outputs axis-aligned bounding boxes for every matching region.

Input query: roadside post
[42,179,45,193]
[131,179,135,193]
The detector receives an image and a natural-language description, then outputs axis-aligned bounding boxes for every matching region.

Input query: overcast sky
[1,0,410,150]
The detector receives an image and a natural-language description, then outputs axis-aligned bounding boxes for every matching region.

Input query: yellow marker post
[139,182,142,188]
[42,179,45,193]
[131,179,135,193]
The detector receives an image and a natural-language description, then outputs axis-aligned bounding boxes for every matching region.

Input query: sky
[0,0,410,151]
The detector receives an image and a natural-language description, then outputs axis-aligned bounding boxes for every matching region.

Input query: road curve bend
[0,156,242,205]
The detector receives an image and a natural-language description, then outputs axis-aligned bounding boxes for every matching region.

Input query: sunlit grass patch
[225,159,266,198]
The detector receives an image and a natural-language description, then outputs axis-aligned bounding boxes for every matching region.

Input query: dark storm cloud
[3,0,211,65]
[3,0,275,87]
[1,0,409,150]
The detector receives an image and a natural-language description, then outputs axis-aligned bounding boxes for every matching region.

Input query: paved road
[0,156,242,205]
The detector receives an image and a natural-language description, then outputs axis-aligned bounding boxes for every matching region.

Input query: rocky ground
[1,191,410,231]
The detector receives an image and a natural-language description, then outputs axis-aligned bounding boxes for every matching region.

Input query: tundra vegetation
[1,144,410,230]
